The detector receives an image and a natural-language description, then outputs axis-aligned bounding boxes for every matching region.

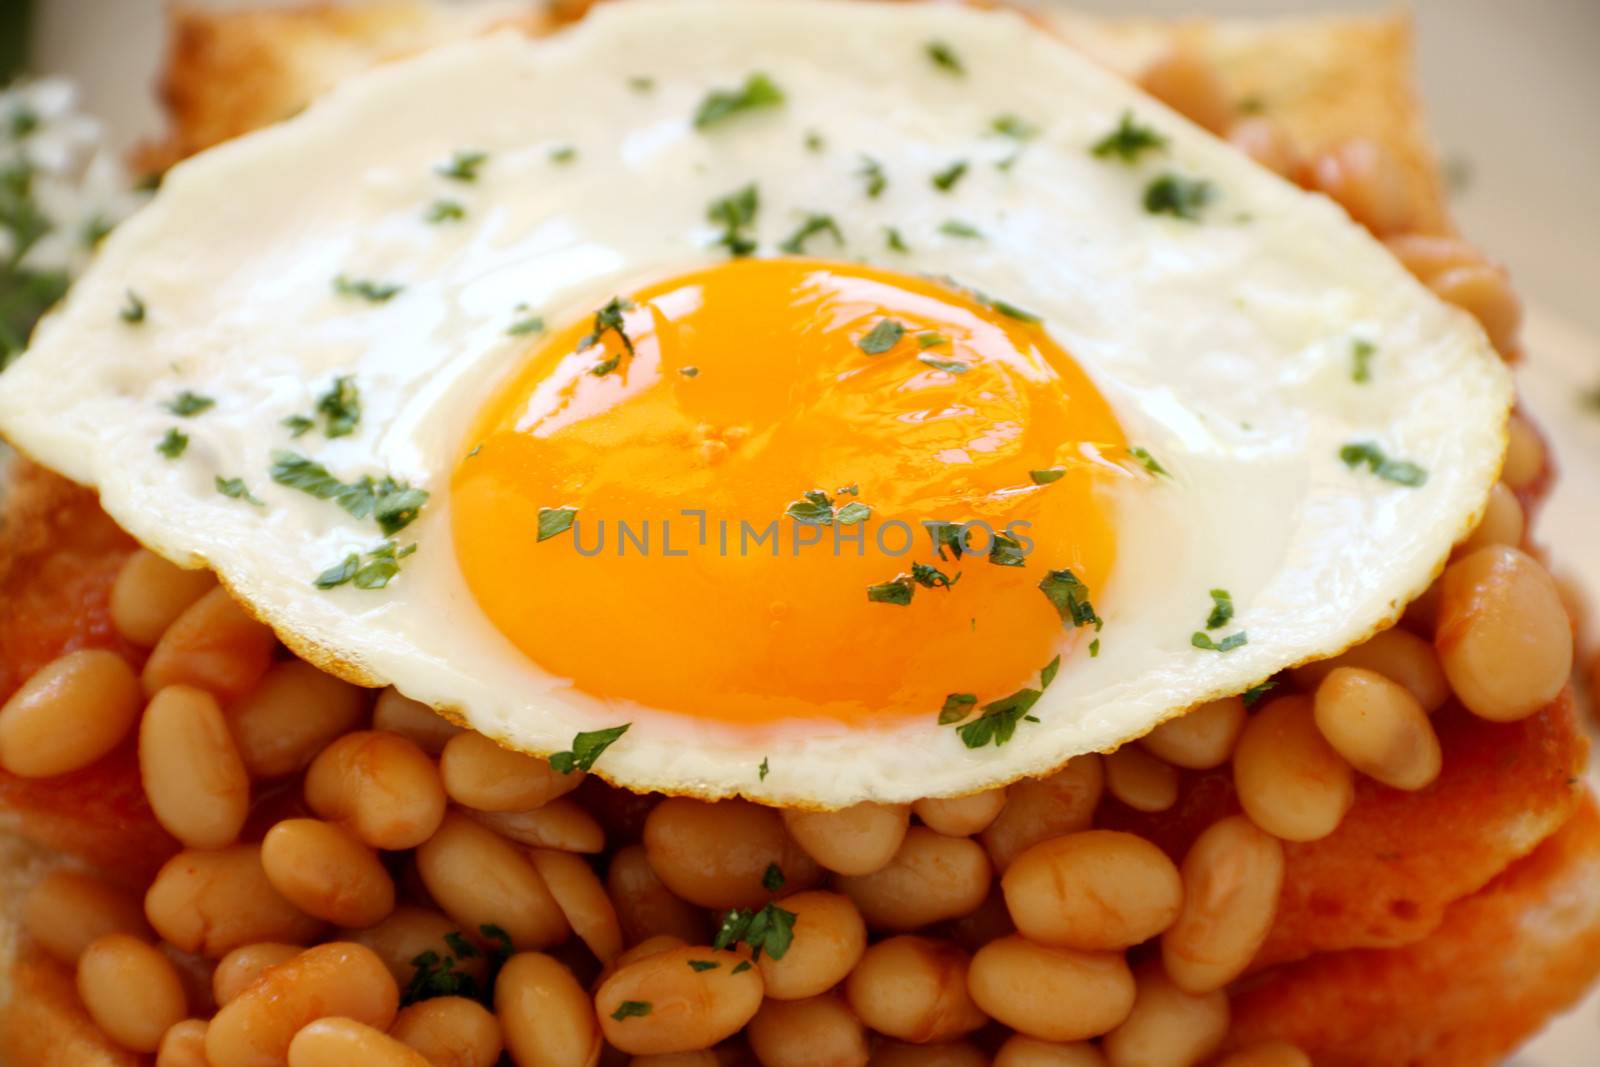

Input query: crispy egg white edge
[0,0,1511,806]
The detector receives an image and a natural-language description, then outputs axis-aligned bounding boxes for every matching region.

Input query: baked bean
[628,1055,726,1067]
[1429,264,1522,355]
[498,953,603,1066]
[1102,966,1228,1067]
[595,945,761,1055]
[781,802,909,878]
[756,890,866,1000]
[615,935,689,970]
[304,730,446,850]
[372,687,464,755]
[994,1036,1107,1067]
[111,549,216,647]
[391,996,503,1067]
[913,789,1007,837]
[1232,695,1354,841]
[470,798,605,853]
[747,994,868,1067]
[1303,138,1416,236]
[948,886,1017,954]
[76,933,188,1053]
[608,844,707,946]
[1289,627,1449,712]
[1002,831,1182,951]
[261,817,396,928]
[871,1042,988,1067]
[206,942,398,1067]
[1104,747,1178,813]
[967,935,1134,1043]
[837,826,991,931]
[981,755,1103,871]
[1436,545,1572,721]
[0,649,141,777]
[161,943,219,1018]
[287,1018,430,1067]
[1213,1044,1311,1067]
[1383,232,1483,282]
[647,798,822,909]
[142,586,276,702]
[1139,698,1245,770]
[1501,413,1545,491]
[140,684,250,848]
[229,660,369,779]
[21,869,149,964]
[146,844,321,957]
[1457,482,1524,556]
[1161,815,1284,994]
[1137,46,1233,133]
[415,812,569,950]
[213,942,301,1006]
[844,936,986,1044]
[529,847,625,967]
[156,1019,210,1067]
[1312,667,1441,790]
[344,906,488,989]
[1226,117,1300,177]
[440,731,582,812]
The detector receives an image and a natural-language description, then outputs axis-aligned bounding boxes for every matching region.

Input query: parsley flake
[919,356,969,374]
[939,219,982,239]
[1351,339,1377,383]
[785,489,871,527]
[762,863,786,892]
[925,520,966,561]
[1039,569,1102,630]
[708,184,760,257]
[315,375,361,438]
[1040,654,1061,689]
[956,686,1042,749]
[628,76,655,93]
[911,561,959,590]
[731,960,753,975]
[333,275,403,302]
[1030,467,1065,485]
[987,531,1027,567]
[858,157,887,198]
[270,452,428,534]
[1144,174,1213,221]
[938,692,977,725]
[282,414,314,437]
[1129,446,1168,476]
[611,1001,652,1022]
[549,145,577,164]
[1192,631,1248,653]
[1242,679,1277,708]
[759,757,770,780]
[215,476,264,507]
[436,150,487,182]
[314,540,416,590]
[714,903,796,961]
[119,290,145,324]
[932,160,969,192]
[537,506,578,542]
[926,40,964,75]
[1339,441,1427,487]
[885,227,910,253]
[779,213,842,255]
[858,318,905,354]
[165,390,214,417]
[548,723,630,774]
[917,332,949,349]
[578,297,637,376]
[424,199,464,223]
[1092,112,1168,163]
[1205,588,1234,630]
[508,309,545,336]
[687,960,720,973]
[694,73,785,130]
[991,114,1039,141]
[867,574,915,606]
[156,428,187,459]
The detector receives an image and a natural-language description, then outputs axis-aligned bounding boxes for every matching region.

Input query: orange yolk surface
[452,259,1127,725]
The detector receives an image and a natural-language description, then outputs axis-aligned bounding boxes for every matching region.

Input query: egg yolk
[452,259,1127,725]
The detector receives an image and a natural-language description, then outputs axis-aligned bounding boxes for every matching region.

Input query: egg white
[0,0,1510,805]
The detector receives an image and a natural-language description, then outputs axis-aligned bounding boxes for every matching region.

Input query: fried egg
[0,0,1511,805]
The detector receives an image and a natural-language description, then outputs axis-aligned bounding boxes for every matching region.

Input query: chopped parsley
[917,332,949,349]
[1129,446,1168,476]
[759,757,770,780]
[885,227,910,253]
[119,290,145,324]
[867,574,915,606]
[611,1001,652,1022]
[156,428,188,459]
[549,145,577,164]
[424,199,465,223]
[1205,588,1234,630]
[693,73,785,130]
[925,40,964,75]
[271,452,428,534]
[762,863,786,892]
[1242,679,1277,708]
[939,693,977,725]
[1192,630,1248,653]
[578,297,637,376]
[687,959,720,973]
[628,76,655,93]
[1041,654,1061,689]
[281,414,314,437]
[401,925,508,1006]
[548,723,630,774]
[165,390,214,417]
[858,318,905,354]
[1143,174,1213,221]
[708,184,759,257]
[925,520,966,561]
[1092,112,1168,163]
[81,213,114,249]
[333,275,403,302]
[804,130,826,153]
[955,686,1042,749]
[910,561,959,590]
[1339,441,1427,487]
[857,157,887,198]
[314,375,361,438]
[778,213,842,255]
[1351,339,1377,383]
[215,476,264,507]
[314,540,415,590]
[939,219,982,239]
[1030,467,1065,485]
[732,961,753,975]
[680,366,699,378]
[714,903,796,960]
[785,488,871,527]
[973,289,1039,323]
[987,531,1027,567]
[932,160,969,192]
[436,150,487,182]
[919,356,968,374]
[537,506,578,542]
[507,308,545,336]
[1038,569,1102,630]
[991,114,1039,141]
